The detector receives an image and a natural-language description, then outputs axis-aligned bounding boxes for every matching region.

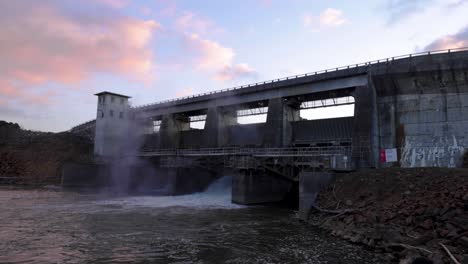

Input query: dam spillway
[67,48,468,213]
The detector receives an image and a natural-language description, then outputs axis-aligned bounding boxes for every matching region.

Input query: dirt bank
[0,121,93,185]
[308,168,468,263]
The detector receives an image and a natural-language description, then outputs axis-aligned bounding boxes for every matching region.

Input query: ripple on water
[0,179,387,264]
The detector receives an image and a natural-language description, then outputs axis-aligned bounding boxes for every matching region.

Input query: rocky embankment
[0,121,93,185]
[308,167,468,264]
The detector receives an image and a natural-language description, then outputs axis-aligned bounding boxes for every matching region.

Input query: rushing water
[0,177,385,264]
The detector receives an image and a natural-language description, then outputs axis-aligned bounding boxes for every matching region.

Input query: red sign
[380,149,386,163]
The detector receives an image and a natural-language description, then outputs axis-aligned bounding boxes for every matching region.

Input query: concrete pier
[298,172,336,220]
[232,171,292,204]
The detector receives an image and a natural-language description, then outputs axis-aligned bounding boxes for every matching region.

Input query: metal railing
[132,47,468,110]
[139,146,355,157]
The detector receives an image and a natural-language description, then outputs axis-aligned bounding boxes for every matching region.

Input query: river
[0,177,385,263]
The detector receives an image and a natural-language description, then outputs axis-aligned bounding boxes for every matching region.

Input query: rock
[438,229,449,237]
[420,219,433,230]
[439,207,450,216]
[406,216,414,225]
[459,236,468,248]
[344,215,353,224]
[345,200,353,206]
[447,229,459,238]
[461,255,468,264]
[430,253,444,264]
[355,214,366,223]
[366,213,377,224]
[463,193,468,201]
[350,233,363,243]
[415,207,425,215]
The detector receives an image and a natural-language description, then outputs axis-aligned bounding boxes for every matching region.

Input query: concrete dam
[67,48,468,213]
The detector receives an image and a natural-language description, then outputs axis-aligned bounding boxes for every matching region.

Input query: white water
[96,176,244,209]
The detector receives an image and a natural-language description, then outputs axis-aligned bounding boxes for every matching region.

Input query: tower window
[111,96,115,103]
[110,110,114,117]
[120,98,124,104]
[119,112,124,119]
[101,111,104,118]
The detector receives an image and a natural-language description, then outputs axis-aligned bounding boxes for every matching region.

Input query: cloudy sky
[1,0,467,132]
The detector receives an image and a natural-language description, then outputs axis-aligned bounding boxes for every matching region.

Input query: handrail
[132,47,468,110]
[138,146,357,157]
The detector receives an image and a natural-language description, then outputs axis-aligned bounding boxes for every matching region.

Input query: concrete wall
[379,93,468,167]
[376,68,468,168]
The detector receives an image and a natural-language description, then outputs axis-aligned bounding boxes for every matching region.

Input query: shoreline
[306,168,468,263]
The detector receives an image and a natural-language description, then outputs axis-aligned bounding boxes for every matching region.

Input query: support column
[159,114,189,149]
[203,107,237,147]
[352,84,379,168]
[232,171,292,204]
[263,98,300,147]
[298,171,335,220]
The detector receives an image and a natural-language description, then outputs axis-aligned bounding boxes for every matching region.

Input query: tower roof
[94,91,131,98]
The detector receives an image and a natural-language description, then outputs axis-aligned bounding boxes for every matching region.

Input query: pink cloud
[0,1,160,108]
[0,80,55,106]
[183,33,234,71]
[182,33,257,81]
[303,8,347,31]
[424,26,468,51]
[216,63,258,81]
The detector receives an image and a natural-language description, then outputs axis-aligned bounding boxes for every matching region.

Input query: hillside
[0,121,93,185]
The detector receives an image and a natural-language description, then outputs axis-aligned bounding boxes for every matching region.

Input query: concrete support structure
[203,107,237,147]
[298,172,336,219]
[159,114,189,149]
[232,171,292,204]
[263,98,301,147]
[352,85,379,168]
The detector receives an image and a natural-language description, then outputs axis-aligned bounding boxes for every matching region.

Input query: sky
[1,0,468,132]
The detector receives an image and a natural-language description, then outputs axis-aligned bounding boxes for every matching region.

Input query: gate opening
[189,114,206,129]
[237,107,268,124]
[300,96,354,120]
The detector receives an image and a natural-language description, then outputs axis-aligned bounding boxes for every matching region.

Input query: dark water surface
[0,178,385,264]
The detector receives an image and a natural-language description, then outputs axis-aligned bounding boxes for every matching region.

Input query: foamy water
[96,176,244,209]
